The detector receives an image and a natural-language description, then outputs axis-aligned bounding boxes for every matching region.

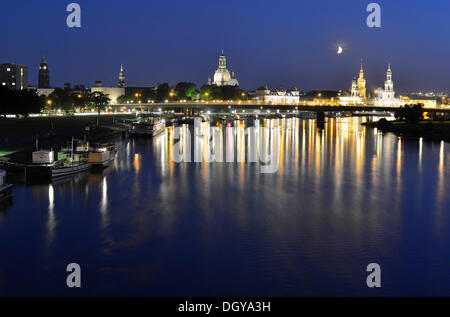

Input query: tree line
[394,104,424,122]
[0,86,44,116]
[0,86,112,117]
[117,82,247,104]
[46,88,110,114]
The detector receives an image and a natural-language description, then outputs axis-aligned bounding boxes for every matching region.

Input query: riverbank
[362,119,450,142]
[0,115,135,161]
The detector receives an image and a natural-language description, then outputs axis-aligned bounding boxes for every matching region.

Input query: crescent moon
[337,46,343,54]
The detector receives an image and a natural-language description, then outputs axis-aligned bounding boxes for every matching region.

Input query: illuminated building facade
[339,77,363,105]
[90,81,125,104]
[254,86,300,105]
[400,96,437,108]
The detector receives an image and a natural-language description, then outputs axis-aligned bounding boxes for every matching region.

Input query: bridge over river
[108,101,450,116]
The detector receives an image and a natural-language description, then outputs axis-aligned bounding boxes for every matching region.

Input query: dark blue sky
[1,0,450,93]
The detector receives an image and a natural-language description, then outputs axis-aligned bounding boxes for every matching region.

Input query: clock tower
[38,56,50,88]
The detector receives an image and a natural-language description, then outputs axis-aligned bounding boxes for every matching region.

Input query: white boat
[52,161,90,178]
[129,118,165,137]
[52,137,89,178]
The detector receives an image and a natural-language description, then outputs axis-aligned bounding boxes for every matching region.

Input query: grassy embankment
[362,119,450,141]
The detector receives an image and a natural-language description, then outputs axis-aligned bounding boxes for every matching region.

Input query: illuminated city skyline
[1,0,450,92]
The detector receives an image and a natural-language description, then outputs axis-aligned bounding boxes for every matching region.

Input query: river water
[0,117,449,296]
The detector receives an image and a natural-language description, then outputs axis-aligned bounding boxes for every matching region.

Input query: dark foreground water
[0,117,449,296]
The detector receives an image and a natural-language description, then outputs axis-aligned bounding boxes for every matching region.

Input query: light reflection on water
[0,117,449,296]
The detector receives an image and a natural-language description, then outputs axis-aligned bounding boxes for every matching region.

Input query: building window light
[6,68,10,72]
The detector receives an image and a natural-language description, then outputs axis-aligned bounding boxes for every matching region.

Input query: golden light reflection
[436,141,446,224]
[134,153,141,173]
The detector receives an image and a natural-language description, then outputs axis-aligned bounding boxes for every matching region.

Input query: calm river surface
[0,117,449,296]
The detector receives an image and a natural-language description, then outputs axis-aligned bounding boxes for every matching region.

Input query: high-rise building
[38,56,50,88]
[0,63,28,90]
[118,64,126,88]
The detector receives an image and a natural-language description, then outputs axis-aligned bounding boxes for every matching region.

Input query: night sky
[1,0,449,93]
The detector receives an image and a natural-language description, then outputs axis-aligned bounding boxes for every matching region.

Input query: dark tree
[394,104,424,122]
[48,88,75,112]
[174,82,196,100]
[0,87,43,116]
[88,91,111,125]
[199,85,212,100]
[155,83,171,102]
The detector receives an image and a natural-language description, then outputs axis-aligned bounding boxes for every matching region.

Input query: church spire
[359,58,364,76]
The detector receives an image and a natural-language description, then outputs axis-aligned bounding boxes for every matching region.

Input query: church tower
[118,64,126,88]
[357,59,366,99]
[38,56,50,88]
[383,64,395,103]
[384,64,394,92]
[377,63,396,107]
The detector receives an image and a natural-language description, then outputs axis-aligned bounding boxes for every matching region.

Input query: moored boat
[128,118,165,137]
[88,143,117,168]
[0,169,13,202]
[52,137,89,178]
[51,160,90,178]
